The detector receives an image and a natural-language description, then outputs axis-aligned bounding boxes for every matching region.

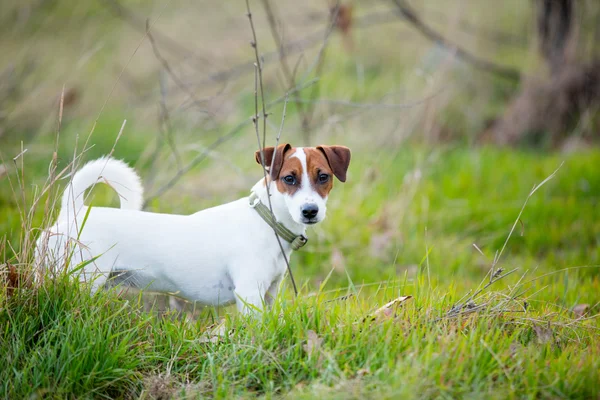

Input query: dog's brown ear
[255,143,292,179]
[317,145,351,182]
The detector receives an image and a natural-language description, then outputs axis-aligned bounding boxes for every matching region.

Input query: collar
[249,192,308,251]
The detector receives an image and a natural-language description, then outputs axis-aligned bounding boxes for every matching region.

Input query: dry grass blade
[363,296,412,322]
[493,162,564,270]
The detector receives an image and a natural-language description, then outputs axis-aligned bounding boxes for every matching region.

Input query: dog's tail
[60,157,144,215]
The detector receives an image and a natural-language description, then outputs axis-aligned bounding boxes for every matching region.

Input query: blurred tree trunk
[537,0,573,74]
[489,0,600,146]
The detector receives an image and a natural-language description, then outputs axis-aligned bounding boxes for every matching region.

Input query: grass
[2,264,599,399]
[1,139,599,398]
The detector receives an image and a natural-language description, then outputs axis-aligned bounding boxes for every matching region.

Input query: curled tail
[60,157,144,215]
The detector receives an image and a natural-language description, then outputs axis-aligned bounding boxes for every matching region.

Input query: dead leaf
[355,368,370,378]
[198,320,232,344]
[363,296,412,323]
[333,4,353,34]
[3,263,21,297]
[303,330,323,359]
[573,304,590,318]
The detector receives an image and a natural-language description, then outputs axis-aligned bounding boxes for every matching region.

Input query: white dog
[36,144,351,314]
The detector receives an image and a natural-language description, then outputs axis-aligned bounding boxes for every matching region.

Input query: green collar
[249,192,308,251]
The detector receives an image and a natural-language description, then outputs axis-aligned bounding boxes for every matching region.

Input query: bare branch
[391,0,521,82]
[143,120,247,207]
[157,70,182,170]
[145,19,209,113]
[144,70,181,193]
[296,8,527,48]
[101,0,213,66]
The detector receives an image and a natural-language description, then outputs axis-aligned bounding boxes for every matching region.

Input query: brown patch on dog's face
[303,148,335,198]
[274,149,302,195]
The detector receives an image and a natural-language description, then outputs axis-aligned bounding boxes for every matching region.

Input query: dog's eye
[282,175,296,185]
[318,173,329,183]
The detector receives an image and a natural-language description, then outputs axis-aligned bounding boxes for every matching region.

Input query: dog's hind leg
[102,269,137,291]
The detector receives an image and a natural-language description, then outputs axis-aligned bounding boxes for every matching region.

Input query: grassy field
[1,140,599,398]
[1,0,600,398]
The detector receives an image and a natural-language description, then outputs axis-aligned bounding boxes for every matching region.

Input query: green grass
[1,142,599,399]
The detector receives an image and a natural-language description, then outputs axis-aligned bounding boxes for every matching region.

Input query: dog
[36,144,351,314]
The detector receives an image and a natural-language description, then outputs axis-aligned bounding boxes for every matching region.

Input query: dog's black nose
[302,204,319,219]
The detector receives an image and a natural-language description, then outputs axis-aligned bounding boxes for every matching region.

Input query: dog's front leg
[231,272,271,315]
[233,285,267,315]
[264,274,283,307]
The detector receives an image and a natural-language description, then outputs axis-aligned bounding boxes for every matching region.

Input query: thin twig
[246,0,298,296]
[288,96,444,109]
[101,0,213,67]
[260,0,312,145]
[144,71,170,192]
[157,69,182,170]
[298,3,341,141]
[143,121,246,207]
[295,7,527,48]
[146,19,209,113]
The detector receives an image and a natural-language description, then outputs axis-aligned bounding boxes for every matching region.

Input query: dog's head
[255,144,351,225]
